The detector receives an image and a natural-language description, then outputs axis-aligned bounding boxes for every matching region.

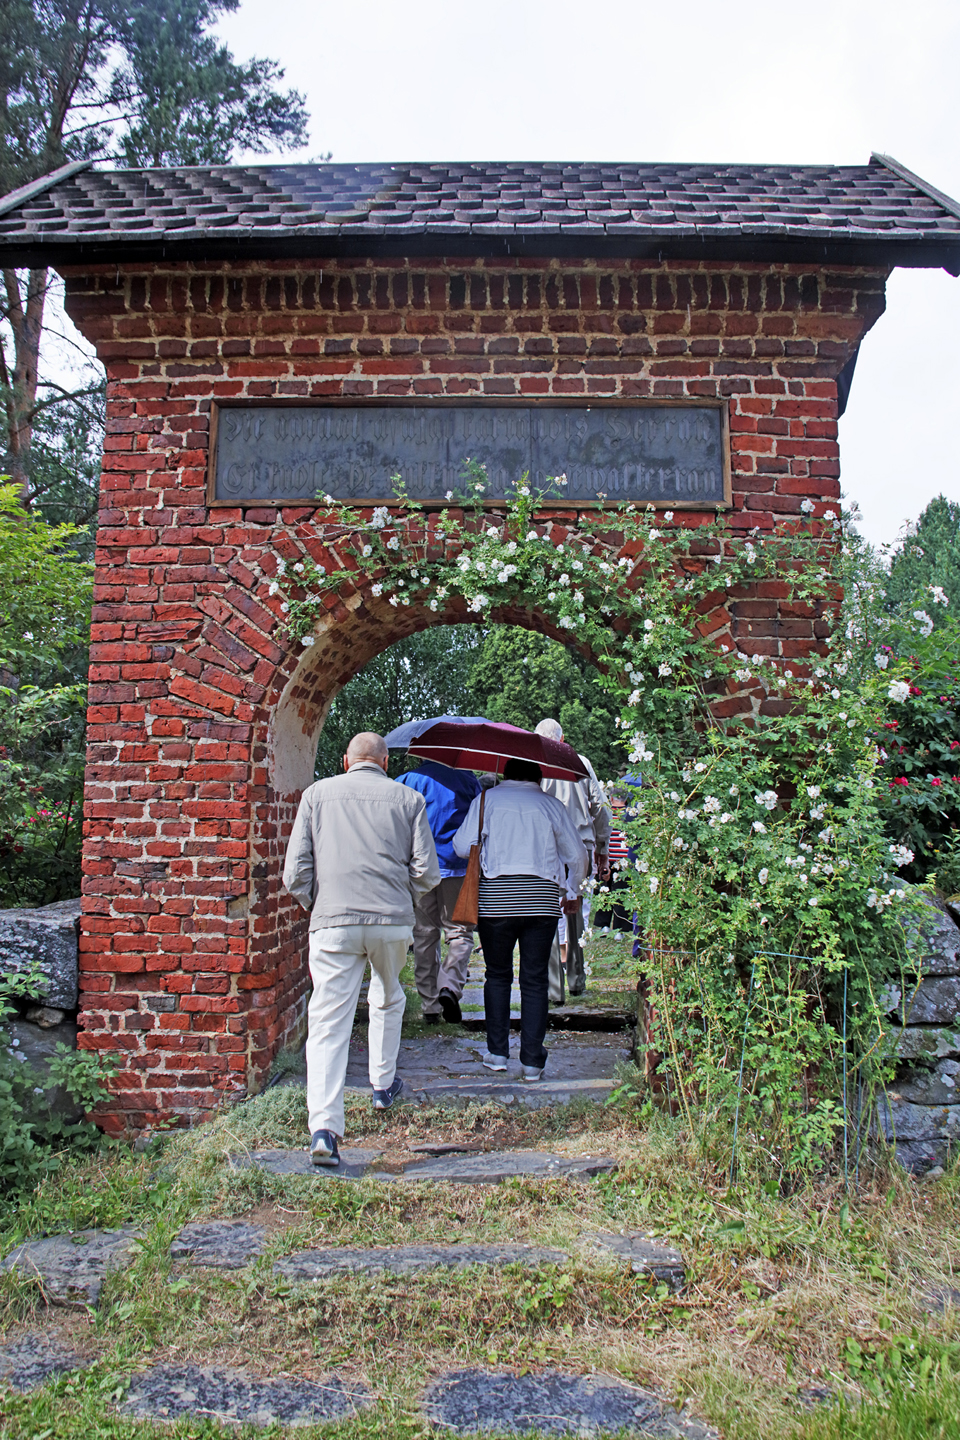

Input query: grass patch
[2,935,959,1437]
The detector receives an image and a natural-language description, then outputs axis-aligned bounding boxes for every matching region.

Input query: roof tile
[0,158,956,267]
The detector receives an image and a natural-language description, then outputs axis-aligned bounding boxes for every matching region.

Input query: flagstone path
[0,938,722,1437]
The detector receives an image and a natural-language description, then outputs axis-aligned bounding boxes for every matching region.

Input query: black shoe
[310,1129,340,1167]
[438,988,462,1024]
[372,1075,404,1110]
[424,1012,441,1026]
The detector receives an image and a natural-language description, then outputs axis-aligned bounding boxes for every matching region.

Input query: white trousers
[306,924,411,1138]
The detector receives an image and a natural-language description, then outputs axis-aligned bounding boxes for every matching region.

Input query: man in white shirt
[534,719,612,1001]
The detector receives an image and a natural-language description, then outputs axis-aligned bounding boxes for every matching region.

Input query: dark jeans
[477,914,558,1068]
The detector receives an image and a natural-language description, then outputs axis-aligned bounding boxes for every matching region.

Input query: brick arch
[245,576,616,1095]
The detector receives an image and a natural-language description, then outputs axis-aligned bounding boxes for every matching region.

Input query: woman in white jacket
[453,758,586,1080]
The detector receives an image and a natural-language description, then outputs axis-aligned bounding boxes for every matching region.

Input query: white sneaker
[521,1063,545,1082]
[482,1052,508,1071]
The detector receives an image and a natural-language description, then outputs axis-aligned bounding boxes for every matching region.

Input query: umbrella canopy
[383,715,488,748]
[405,720,589,782]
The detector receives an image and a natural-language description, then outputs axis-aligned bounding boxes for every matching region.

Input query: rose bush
[272,467,927,1178]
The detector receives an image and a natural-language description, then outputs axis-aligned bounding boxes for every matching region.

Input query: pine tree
[886,495,960,625]
[0,0,309,496]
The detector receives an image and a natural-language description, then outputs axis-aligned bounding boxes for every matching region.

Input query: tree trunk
[1,266,48,497]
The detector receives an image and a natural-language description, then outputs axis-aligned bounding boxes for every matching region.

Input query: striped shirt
[608,828,629,866]
[478,873,562,918]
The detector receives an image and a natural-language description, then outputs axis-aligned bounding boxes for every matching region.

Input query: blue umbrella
[383,714,488,748]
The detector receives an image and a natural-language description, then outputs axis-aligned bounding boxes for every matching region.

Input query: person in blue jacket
[395,758,481,1024]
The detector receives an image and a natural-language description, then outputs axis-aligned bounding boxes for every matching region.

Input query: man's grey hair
[346,731,388,763]
[535,718,563,742]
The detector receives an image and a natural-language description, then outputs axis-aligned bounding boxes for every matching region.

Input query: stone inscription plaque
[209,403,728,508]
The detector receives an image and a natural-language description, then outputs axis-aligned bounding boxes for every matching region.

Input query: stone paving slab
[170,1221,267,1269]
[231,1147,617,1185]
[230,1147,382,1179]
[0,1331,88,1391]
[119,1363,369,1426]
[423,1368,717,1437]
[275,1032,629,1111]
[1,1227,141,1306]
[276,1242,568,1282]
[394,1151,617,1184]
[580,1233,686,1291]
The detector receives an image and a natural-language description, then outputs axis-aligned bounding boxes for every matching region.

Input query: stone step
[425,1367,716,1437]
[0,1331,88,1392]
[275,1241,567,1281]
[105,1362,716,1436]
[165,1221,685,1290]
[0,1227,141,1306]
[230,1146,618,1184]
[275,1031,629,1110]
[120,1364,370,1427]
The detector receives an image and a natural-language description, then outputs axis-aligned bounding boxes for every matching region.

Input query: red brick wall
[61,256,887,1133]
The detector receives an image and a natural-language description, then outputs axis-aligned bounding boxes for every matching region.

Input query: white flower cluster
[866,887,905,910]
[888,679,910,703]
[929,585,949,606]
[755,789,779,811]
[370,506,389,529]
[888,844,915,868]
[629,733,654,763]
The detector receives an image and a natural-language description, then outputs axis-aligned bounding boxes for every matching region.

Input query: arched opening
[247,590,629,1088]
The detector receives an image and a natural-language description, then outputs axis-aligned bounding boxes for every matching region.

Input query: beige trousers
[306,923,411,1137]
[413,876,475,1015]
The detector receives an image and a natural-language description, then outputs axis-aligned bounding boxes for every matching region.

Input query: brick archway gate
[4,156,956,1132]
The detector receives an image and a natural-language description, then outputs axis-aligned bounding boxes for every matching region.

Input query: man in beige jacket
[282,731,440,1166]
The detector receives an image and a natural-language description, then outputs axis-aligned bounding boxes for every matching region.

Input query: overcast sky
[49,0,959,549]
[208,0,960,549]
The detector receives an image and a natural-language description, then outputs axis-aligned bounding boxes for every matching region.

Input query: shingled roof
[1,154,959,271]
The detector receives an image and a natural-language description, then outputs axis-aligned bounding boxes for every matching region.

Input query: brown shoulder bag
[450,789,486,926]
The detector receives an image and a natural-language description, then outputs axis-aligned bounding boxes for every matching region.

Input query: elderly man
[534,719,612,1001]
[282,731,440,1167]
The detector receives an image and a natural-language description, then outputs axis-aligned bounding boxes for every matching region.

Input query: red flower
[932,778,943,787]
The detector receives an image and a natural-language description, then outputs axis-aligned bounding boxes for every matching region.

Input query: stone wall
[882,897,960,1171]
[0,899,82,1114]
[59,254,887,1133]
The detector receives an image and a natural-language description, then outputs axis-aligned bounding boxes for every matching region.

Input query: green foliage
[870,650,960,882]
[314,625,482,778]
[0,968,117,1198]
[886,494,960,624]
[839,504,960,882]
[0,482,91,904]
[28,389,106,542]
[277,469,924,1175]
[109,0,309,168]
[0,0,310,514]
[468,626,625,778]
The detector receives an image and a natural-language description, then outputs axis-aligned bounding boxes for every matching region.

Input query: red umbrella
[406,720,589,782]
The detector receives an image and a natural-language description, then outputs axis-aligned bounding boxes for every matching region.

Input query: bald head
[344,732,389,771]
[535,718,563,742]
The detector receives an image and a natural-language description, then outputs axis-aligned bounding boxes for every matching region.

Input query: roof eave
[3,231,958,274]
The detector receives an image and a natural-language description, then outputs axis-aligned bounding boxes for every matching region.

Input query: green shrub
[0,481,91,907]
[0,969,117,1196]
